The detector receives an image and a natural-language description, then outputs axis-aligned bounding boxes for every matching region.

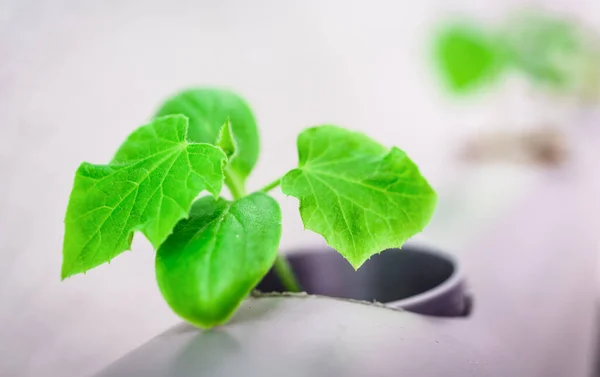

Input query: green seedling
[432,11,599,97]
[61,88,437,328]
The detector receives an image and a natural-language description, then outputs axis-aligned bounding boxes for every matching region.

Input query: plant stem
[225,172,246,200]
[259,177,282,193]
[273,254,302,292]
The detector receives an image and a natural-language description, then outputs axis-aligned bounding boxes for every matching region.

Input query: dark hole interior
[256,246,455,304]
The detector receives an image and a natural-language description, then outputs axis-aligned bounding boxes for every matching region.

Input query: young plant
[432,11,600,97]
[61,88,437,328]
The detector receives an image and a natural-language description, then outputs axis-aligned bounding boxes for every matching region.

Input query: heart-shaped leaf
[282,126,437,269]
[155,192,282,328]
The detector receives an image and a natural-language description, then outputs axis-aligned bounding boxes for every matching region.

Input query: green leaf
[217,118,236,160]
[281,126,437,269]
[155,192,282,328]
[433,23,503,92]
[155,88,259,186]
[62,115,227,279]
[500,11,581,89]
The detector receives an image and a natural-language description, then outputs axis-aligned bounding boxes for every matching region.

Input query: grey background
[1,1,599,376]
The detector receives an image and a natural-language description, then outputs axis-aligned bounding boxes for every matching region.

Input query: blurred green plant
[501,11,581,90]
[433,23,504,93]
[432,9,600,101]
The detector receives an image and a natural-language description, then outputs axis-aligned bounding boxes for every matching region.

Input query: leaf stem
[260,177,282,193]
[273,254,302,292]
[225,171,246,200]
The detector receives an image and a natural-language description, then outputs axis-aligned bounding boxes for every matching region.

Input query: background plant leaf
[155,192,281,328]
[281,126,437,269]
[500,11,581,89]
[433,23,503,93]
[155,88,259,189]
[62,115,227,279]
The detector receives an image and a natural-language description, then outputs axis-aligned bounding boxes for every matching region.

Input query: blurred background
[1,0,599,376]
